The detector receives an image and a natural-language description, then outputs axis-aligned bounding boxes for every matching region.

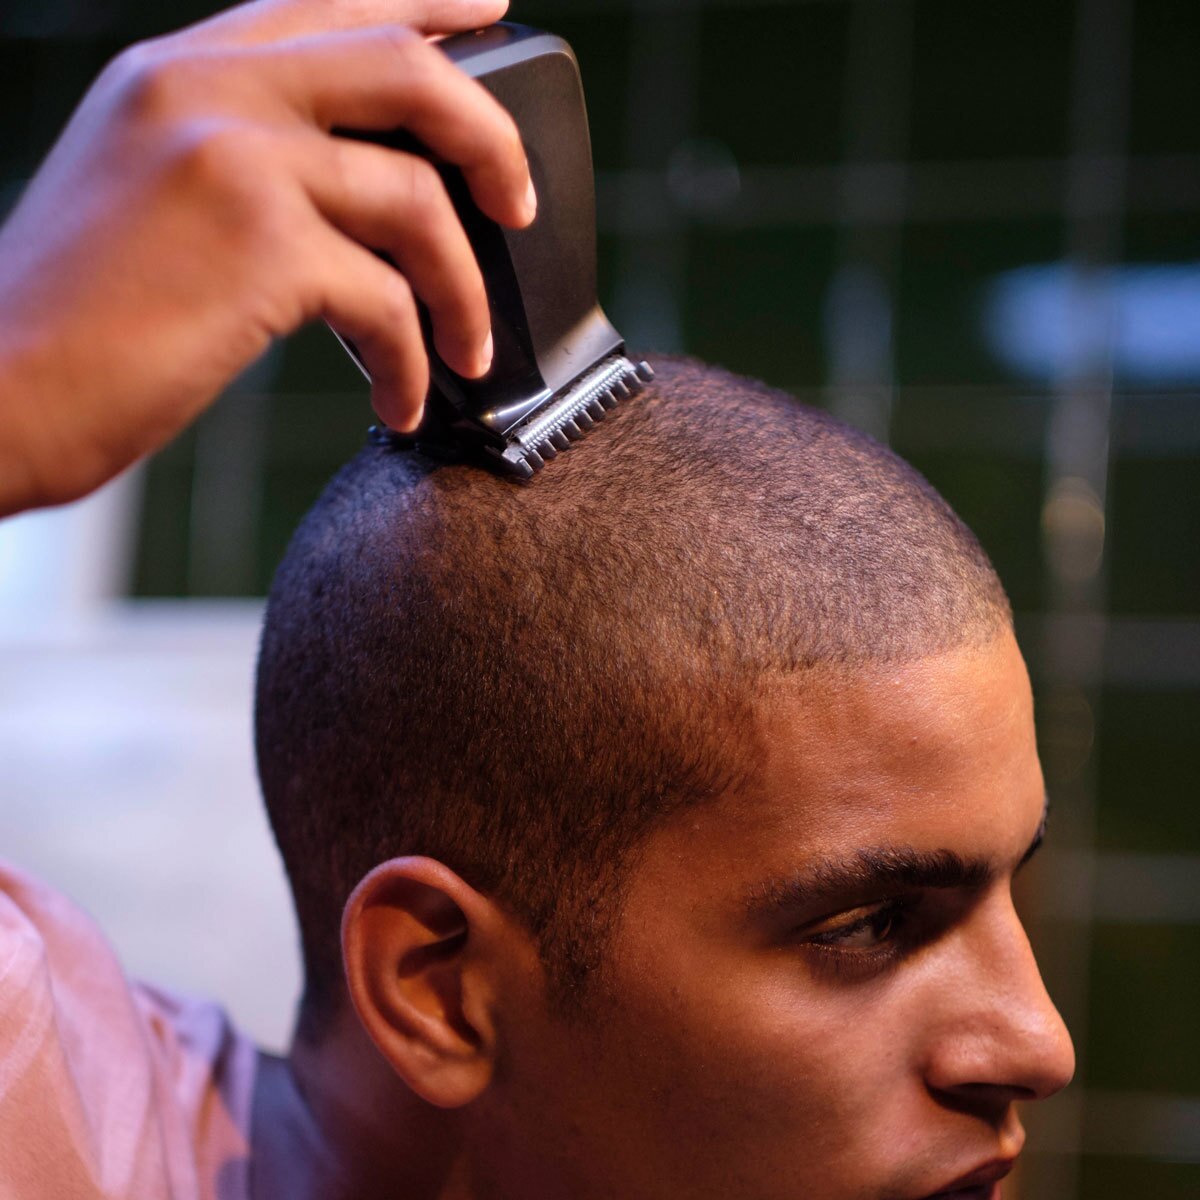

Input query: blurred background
[0,1,1197,1196]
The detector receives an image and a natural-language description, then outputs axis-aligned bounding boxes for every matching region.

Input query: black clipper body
[342,23,652,479]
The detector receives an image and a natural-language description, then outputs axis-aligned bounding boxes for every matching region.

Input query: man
[247,355,1073,1199]
[0,2,1072,1199]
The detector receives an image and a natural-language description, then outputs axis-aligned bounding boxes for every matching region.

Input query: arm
[0,0,534,517]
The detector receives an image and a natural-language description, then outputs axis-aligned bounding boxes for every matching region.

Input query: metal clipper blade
[491,356,654,480]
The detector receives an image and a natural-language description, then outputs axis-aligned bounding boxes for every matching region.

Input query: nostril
[929,1080,1036,1123]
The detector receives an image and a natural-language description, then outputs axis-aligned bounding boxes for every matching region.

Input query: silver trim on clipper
[491,355,654,480]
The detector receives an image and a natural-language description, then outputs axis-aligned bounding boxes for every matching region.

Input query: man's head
[255,356,1072,1199]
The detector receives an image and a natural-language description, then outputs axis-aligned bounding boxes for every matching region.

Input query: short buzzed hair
[254,356,1010,1043]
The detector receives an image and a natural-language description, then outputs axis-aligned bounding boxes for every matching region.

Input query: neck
[250,1004,471,1200]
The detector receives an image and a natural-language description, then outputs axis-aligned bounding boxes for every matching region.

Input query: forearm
[0,322,114,517]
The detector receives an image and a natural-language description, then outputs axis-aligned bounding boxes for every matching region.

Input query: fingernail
[524,179,537,222]
[383,392,424,434]
[403,401,425,433]
[478,331,494,375]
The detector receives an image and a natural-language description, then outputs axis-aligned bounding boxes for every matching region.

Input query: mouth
[919,1158,1015,1200]
[922,1185,998,1200]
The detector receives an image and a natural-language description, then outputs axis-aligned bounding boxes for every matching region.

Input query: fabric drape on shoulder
[0,860,257,1200]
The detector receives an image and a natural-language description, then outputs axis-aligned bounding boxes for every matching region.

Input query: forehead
[627,634,1043,911]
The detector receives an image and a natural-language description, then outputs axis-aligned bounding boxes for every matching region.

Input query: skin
[260,630,1074,1200]
[0,0,535,516]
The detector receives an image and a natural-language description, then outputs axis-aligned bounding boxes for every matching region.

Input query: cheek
[584,953,929,1188]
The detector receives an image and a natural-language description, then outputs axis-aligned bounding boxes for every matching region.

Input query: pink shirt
[0,860,259,1199]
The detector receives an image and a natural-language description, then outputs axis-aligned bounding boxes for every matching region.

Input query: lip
[920,1158,1015,1199]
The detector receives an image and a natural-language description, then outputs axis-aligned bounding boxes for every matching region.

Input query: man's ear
[341,856,509,1108]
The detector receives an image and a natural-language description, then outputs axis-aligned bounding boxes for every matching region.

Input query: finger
[174,0,510,51]
[264,27,536,228]
[307,225,431,430]
[305,136,492,378]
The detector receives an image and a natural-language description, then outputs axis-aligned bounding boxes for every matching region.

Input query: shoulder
[0,859,259,1200]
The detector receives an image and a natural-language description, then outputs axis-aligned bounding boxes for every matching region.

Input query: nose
[923,895,1076,1109]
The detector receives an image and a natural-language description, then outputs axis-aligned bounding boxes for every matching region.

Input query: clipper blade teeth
[495,355,654,480]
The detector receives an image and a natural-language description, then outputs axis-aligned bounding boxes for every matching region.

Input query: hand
[0,0,534,516]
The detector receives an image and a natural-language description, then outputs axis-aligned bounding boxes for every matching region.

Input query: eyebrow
[744,797,1049,921]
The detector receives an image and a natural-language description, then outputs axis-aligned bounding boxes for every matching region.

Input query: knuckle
[458,273,489,323]
[109,44,200,123]
[398,154,443,214]
[169,125,290,249]
[325,138,361,200]
[102,37,157,85]
[380,23,423,63]
[471,97,524,171]
[497,115,525,165]
[100,40,149,89]
[380,274,417,332]
[243,193,295,260]
[390,30,445,97]
[175,123,254,185]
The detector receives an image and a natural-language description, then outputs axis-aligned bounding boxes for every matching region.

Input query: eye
[804,896,913,953]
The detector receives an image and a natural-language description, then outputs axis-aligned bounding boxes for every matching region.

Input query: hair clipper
[336,22,653,479]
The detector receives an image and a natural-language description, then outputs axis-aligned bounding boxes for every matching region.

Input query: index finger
[265,28,536,228]
[172,0,509,50]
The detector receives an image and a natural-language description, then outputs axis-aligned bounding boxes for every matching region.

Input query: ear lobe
[342,857,498,1108]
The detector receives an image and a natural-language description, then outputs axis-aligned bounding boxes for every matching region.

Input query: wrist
[0,328,69,517]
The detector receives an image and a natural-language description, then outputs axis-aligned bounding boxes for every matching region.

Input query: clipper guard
[341,22,652,479]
